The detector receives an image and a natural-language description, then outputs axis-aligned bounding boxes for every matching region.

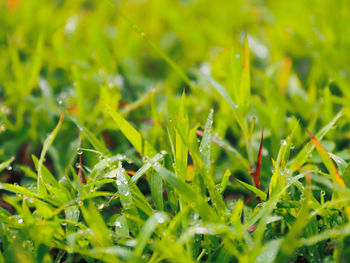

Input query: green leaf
[234,178,267,201]
[291,110,343,171]
[199,108,213,171]
[175,92,189,181]
[0,156,15,173]
[38,112,64,197]
[105,103,156,157]
[149,161,218,222]
[129,152,165,185]
[342,162,350,188]
[135,212,168,257]
[70,116,110,157]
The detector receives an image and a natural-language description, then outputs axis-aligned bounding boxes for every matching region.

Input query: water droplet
[115,221,121,227]
[75,163,81,169]
[161,150,167,155]
[280,140,287,146]
[77,151,83,155]
[78,201,83,206]
[157,217,165,223]
[142,156,148,163]
[7,166,12,171]
[18,218,23,223]
[99,155,104,160]
[124,191,130,196]
[58,100,63,105]
[116,180,122,185]
[290,144,295,149]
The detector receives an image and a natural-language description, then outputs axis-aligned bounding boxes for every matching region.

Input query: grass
[1,0,350,262]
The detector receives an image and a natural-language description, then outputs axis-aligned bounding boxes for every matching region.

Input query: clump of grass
[2,0,350,262]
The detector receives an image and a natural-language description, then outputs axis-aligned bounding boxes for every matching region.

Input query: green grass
[1,0,350,262]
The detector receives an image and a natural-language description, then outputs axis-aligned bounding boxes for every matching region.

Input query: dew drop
[115,221,121,227]
[58,100,63,105]
[280,140,287,146]
[161,150,167,155]
[116,180,122,186]
[75,163,81,169]
[7,166,12,171]
[18,218,23,223]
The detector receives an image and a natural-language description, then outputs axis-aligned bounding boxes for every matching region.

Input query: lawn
[1,0,350,262]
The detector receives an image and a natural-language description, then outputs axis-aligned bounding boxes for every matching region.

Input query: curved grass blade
[38,112,64,197]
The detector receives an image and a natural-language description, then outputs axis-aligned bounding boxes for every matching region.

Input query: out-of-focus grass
[1,0,350,262]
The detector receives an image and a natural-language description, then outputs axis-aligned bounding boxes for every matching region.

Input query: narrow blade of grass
[38,112,64,197]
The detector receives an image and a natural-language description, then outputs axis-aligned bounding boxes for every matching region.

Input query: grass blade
[38,112,64,197]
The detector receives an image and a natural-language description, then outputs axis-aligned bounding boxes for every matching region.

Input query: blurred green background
[1,0,350,188]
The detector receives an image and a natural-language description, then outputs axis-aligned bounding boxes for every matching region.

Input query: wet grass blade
[70,116,110,157]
